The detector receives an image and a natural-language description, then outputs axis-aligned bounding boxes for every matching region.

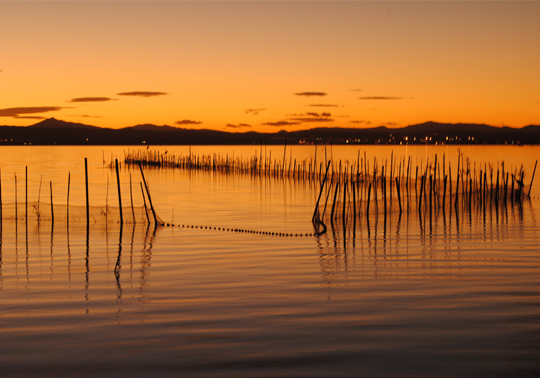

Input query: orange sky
[1,1,539,132]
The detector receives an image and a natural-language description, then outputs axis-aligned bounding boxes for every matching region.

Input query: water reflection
[0,219,159,300]
[317,196,537,287]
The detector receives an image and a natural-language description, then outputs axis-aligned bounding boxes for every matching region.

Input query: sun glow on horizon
[1,1,539,132]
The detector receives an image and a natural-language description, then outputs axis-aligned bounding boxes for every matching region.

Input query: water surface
[0,145,539,377]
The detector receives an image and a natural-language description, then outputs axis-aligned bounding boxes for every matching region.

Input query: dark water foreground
[0,198,539,378]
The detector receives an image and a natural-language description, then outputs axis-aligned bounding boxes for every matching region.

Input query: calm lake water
[1,145,539,377]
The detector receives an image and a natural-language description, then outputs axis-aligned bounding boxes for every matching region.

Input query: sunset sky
[1,1,539,132]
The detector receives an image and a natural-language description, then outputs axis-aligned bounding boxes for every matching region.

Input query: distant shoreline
[1,118,539,145]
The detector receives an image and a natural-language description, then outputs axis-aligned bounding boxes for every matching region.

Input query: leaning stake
[139,162,159,227]
[115,159,123,224]
[312,161,331,222]
[528,160,537,198]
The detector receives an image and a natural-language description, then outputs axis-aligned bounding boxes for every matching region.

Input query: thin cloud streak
[262,121,300,127]
[351,120,372,126]
[0,106,64,117]
[358,96,403,100]
[117,91,168,98]
[245,108,265,115]
[69,97,114,103]
[308,104,339,107]
[306,112,331,117]
[295,92,327,97]
[290,117,334,123]
[225,123,251,129]
[14,116,46,120]
[71,115,104,119]
[380,122,399,127]
[176,119,202,125]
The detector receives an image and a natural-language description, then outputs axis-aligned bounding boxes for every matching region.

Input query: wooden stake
[115,159,123,224]
[528,160,537,198]
[366,183,371,217]
[330,181,340,222]
[0,168,2,224]
[50,181,54,225]
[395,177,402,214]
[140,182,150,224]
[67,172,70,222]
[85,158,89,226]
[139,162,159,227]
[130,173,135,224]
[312,161,331,222]
[25,166,29,222]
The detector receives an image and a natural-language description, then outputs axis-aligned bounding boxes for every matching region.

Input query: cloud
[358,96,403,100]
[287,112,331,118]
[290,117,334,123]
[70,114,104,119]
[175,119,202,125]
[306,112,332,118]
[380,122,399,127]
[308,104,339,107]
[263,121,300,127]
[225,123,251,129]
[117,91,168,98]
[351,89,363,92]
[279,112,334,124]
[0,106,64,117]
[245,108,265,115]
[69,97,114,103]
[351,120,372,126]
[14,116,46,120]
[294,92,327,97]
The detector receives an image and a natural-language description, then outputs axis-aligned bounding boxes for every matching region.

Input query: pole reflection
[0,219,158,308]
[318,193,536,287]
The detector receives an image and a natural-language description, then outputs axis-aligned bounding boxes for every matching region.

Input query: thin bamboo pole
[312,161,331,222]
[139,162,159,227]
[67,172,70,222]
[85,158,89,225]
[0,168,2,224]
[115,159,123,224]
[528,160,537,198]
[50,181,54,225]
[25,166,30,221]
[395,177,402,214]
[140,182,150,224]
[130,173,135,224]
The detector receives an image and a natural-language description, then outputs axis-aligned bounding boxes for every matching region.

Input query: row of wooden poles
[123,146,339,182]
[122,148,537,209]
[120,148,538,235]
[312,153,537,232]
[0,159,162,228]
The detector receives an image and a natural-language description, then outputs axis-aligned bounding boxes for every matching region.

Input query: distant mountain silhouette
[399,121,495,134]
[1,118,539,145]
[124,124,181,132]
[28,117,101,130]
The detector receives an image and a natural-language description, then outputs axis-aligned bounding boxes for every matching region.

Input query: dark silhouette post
[85,158,89,226]
[115,159,123,225]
